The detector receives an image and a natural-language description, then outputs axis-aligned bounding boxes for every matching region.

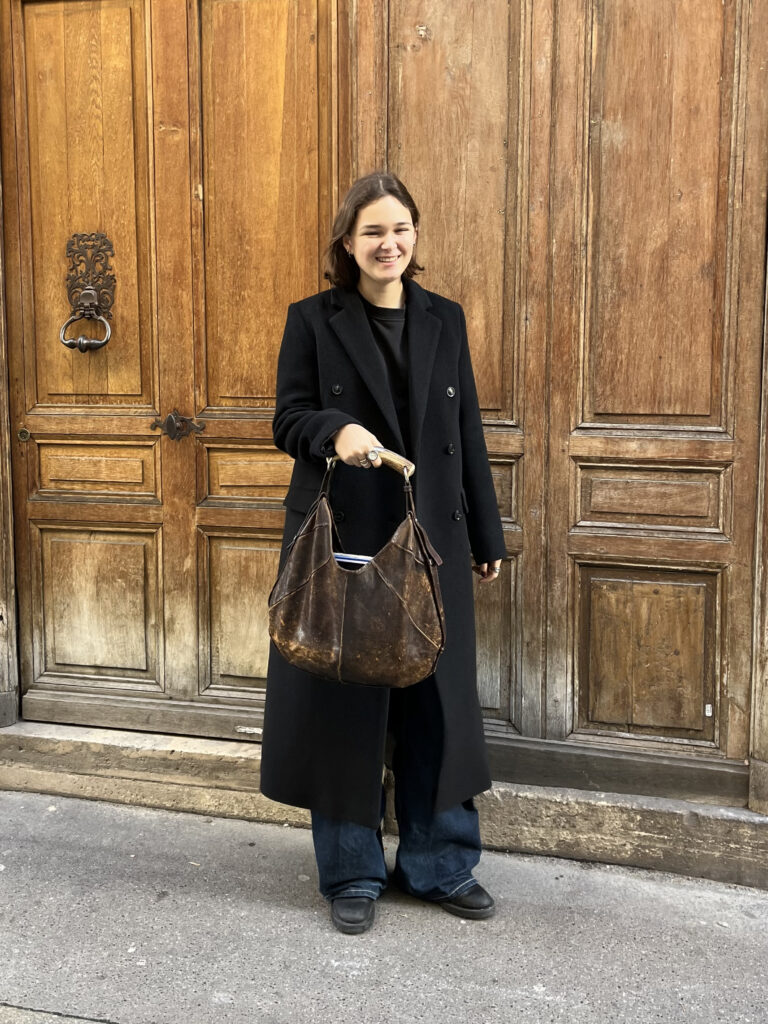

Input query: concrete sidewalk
[0,792,766,1024]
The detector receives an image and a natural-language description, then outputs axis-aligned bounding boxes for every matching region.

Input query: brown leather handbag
[268,452,446,688]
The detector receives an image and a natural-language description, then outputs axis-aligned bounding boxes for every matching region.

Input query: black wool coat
[260,278,506,828]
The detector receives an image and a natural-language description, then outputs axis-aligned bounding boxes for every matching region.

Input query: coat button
[446,443,456,455]
[331,383,343,395]
[333,510,345,523]
[446,386,456,398]
[452,509,463,521]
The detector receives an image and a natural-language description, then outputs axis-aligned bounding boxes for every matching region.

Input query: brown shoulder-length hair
[324,171,424,288]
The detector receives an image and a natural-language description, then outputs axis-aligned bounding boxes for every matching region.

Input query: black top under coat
[360,295,412,457]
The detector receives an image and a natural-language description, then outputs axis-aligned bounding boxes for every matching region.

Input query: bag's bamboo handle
[330,449,416,478]
[374,449,416,478]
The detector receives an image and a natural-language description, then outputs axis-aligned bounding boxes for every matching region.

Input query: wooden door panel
[4,0,169,729]
[32,440,160,501]
[586,0,732,425]
[200,445,293,505]
[19,0,153,407]
[572,462,731,536]
[33,524,161,686]
[197,0,324,411]
[199,533,280,694]
[475,559,518,726]
[578,567,716,741]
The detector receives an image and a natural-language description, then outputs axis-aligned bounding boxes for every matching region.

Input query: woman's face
[344,195,418,293]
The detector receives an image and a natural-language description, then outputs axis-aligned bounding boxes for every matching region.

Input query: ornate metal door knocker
[59,233,116,352]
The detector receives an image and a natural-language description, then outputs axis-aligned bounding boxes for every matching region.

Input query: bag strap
[323,452,417,512]
[320,454,442,565]
[411,511,443,566]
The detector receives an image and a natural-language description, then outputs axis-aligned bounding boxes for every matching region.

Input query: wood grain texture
[484,727,749,806]
[338,0,387,183]
[724,0,768,767]
[35,441,159,500]
[586,0,732,423]
[388,0,513,414]
[1,0,26,714]
[747,0,768,811]
[545,0,588,741]
[204,446,293,503]
[545,0,766,770]
[0,121,18,721]
[580,569,714,739]
[147,0,203,707]
[475,555,516,724]
[383,0,533,734]
[36,525,160,685]
[489,459,519,524]
[574,463,730,535]
[199,0,320,408]
[21,0,152,404]
[750,760,768,815]
[516,0,547,738]
[201,534,280,690]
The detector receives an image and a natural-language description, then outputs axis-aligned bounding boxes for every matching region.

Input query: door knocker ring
[58,233,116,352]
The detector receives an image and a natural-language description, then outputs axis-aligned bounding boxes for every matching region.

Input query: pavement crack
[0,1002,124,1024]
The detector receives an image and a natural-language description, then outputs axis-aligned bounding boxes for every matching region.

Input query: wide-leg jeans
[311,676,483,902]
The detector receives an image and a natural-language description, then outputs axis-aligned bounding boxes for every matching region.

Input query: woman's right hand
[332,424,384,468]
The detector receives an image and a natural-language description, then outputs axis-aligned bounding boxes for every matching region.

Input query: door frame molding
[747,0,768,816]
[0,146,19,727]
[751,223,768,815]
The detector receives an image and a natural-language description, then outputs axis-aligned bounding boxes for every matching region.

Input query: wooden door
[544,0,767,797]
[3,0,767,806]
[362,0,768,801]
[1,0,335,738]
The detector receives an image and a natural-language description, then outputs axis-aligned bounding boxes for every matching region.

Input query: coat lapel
[328,282,442,459]
[404,279,442,460]
[329,288,404,451]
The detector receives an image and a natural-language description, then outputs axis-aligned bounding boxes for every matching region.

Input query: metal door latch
[150,410,205,440]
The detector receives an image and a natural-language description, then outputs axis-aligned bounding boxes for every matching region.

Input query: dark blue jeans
[311,677,482,902]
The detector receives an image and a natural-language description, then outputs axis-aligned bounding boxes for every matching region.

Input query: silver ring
[367,449,380,462]
[491,567,500,574]
[360,458,370,467]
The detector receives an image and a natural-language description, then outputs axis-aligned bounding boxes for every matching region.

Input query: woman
[261,172,505,934]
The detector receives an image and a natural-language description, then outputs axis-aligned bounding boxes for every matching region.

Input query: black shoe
[439,883,495,920]
[331,896,376,935]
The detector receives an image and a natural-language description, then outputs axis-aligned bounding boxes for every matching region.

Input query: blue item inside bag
[333,552,372,570]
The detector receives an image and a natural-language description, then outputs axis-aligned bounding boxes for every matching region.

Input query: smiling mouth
[376,255,399,263]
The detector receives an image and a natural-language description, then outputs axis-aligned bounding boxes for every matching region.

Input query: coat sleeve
[457,306,507,564]
[272,302,360,462]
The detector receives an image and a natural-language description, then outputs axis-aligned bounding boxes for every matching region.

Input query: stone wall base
[1,721,767,889]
